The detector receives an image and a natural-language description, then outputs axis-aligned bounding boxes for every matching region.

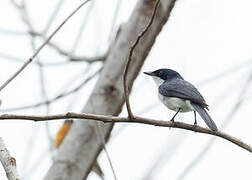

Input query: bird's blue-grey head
[144,69,183,86]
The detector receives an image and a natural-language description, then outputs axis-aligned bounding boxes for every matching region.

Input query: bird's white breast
[158,93,194,112]
[150,75,195,112]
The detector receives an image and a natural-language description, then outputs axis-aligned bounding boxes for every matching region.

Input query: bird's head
[144,69,183,86]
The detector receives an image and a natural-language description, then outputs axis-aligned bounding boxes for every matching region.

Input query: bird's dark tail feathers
[191,103,218,131]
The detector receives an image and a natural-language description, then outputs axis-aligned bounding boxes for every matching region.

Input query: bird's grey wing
[159,79,208,108]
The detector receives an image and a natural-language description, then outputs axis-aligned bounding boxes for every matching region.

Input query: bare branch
[0,51,93,66]
[42,0,66,33]
[28,31,107,63]
[123,0,160,118]
[1,67,101,112]
[70,0,95,52]
[177,71,252,180]
[0,52,26,63]
[95,123,117,180]
[0,137,20,180]
[108,0,122,42]
[45,1,179,179]
[11,0,106,64]
[0,113,251,153]
[198,58,252,86]
[0,0,91,92]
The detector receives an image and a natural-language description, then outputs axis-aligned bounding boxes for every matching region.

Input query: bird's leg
[193,111,197,126]
[171,108,181,122]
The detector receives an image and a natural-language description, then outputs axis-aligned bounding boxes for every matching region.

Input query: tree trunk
[44,0,177,179]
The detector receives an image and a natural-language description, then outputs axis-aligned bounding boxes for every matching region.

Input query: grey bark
[0,137,20,180]
[44,0,177,179]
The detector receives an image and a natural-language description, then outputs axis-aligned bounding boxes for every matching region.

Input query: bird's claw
[193,122,198,132]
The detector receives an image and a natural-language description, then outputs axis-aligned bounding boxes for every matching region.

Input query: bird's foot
[193,121,198,132]
[169,118,175,130]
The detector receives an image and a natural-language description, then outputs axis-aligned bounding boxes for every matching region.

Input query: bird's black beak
[144,71,154,76]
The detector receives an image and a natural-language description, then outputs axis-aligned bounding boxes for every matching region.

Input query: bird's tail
[191,103,218,131]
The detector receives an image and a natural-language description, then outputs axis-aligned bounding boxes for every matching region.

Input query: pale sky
[0,0,251,179]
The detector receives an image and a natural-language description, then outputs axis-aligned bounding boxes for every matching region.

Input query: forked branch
[123,0,160,118]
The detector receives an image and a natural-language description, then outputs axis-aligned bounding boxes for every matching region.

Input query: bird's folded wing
[158,79,208,108]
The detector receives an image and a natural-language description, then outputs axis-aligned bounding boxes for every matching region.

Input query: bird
[144,68,218,131]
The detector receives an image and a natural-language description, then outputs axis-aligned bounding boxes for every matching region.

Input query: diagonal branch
[45,1,179,179]
[177,71,252,180]
[28,32,108,63]
[0,113,251,153]
[0,0,91,92]
[123,0,160,118]
[1,67,101,112]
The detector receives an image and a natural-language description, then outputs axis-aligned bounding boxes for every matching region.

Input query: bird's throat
[152,76,165,87]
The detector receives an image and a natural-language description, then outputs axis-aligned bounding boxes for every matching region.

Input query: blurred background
[0,0,251,179]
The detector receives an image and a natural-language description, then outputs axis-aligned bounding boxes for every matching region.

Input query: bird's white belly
[158,94,194,112]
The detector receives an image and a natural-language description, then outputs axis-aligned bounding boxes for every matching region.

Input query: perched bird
[144,69,218,131]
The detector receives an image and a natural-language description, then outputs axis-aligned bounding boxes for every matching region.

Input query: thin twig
[0,51,91,66]
[28,31,107,63]
[0,137,20,180]
[1,68,101,112]
[0,0,91,92]
[142,133,186,180]
[177,71,252,180]
[123,0,160,118]
[42,0,65,33]
[11,0,104,64]
[0,52,26,63]
[95,123,117,180]
[198,58,252,86]
[28,0,60,154]
[108,0,122,42]
[0,112,251,153]
[70,0,95,52]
